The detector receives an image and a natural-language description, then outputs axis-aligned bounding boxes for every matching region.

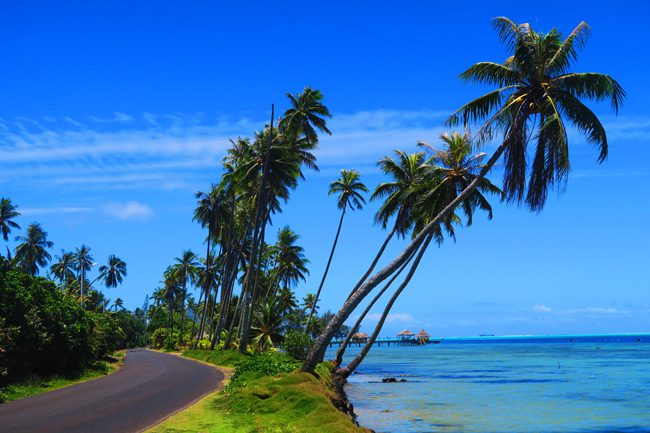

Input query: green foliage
[0,263,122,386]
[149,327,180,350]
[225,351,300,393]
[283,329,313,361]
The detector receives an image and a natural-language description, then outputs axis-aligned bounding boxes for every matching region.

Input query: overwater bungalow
[397,329,415,340]
[351,332,369,343]
[416,329,430,344]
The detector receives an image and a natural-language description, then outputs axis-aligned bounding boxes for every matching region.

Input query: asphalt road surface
[0,349,224,433]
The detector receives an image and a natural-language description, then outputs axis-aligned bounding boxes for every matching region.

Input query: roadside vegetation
[148,349,369,433]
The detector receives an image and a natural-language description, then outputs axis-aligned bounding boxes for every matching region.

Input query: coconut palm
[270,226,309,294]
[14,223,53,275]
[171,250,200,343]
[73,245,94,304]
[0,198,21,242]
[113,298,124,311]
[50,250,76,285]
[302,18,624,373]
[305,169,368,331]
[250,297,284,351]
[279,86,332,146]
[98,255,127,288]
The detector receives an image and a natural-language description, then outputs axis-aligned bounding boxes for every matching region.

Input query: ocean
[328,334,650,433]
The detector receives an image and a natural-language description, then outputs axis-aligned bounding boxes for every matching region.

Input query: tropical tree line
[162,18,623,380]
[1,198,128,312]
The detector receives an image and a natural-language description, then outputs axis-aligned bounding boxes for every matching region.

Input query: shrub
[283,329,313,361]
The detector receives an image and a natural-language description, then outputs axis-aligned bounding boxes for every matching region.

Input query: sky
[1,1,649,337]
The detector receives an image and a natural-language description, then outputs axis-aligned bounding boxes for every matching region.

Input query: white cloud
[20,206,93,216]
[363,312,416,324]
[104,201,154,221]
[1,110,647,192]
[564,306,621,315]
[533,304,552,313]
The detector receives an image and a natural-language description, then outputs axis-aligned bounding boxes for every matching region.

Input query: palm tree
[73,245,94,305]
[0,198,21,242]
[14,223,53,275]
[50,250,76,285]
[113,298,124,311]
[171,250,199,343]
[305,169,368,331]
[279,86,332,146]
[98,255,127,288]
[270,226,309,295]
[250,297,284,351]
[302,18,624,373]
[336,132,501,373]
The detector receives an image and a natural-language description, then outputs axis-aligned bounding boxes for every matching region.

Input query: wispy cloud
[363,312,417,324]
[533,304,552,313]
[20,206,93,216]
[1,110,647,191]
[104,201,155,221]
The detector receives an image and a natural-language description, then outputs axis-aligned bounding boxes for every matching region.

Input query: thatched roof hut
[416,329,430,341]
[397,329,414,339]
[352,332,369,342]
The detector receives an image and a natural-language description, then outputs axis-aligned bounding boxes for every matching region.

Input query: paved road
[0,349,224,433]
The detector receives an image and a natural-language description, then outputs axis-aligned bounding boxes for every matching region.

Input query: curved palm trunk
[179,272,188,344]
[335,242,416,365]
[337,233,434,378]
[344,222,399,303]
[189,286,205,344]
[301,141,507,373]
[305,207,346,333]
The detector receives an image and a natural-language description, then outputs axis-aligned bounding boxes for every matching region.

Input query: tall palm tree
[73,245,94,305]
[302,18,624,373]
[336,132,500,372]
[279,86,332,146]
[305,169,368,331]
[14,223,53,275]
[250,297,284,351]
[113,298,124,311]
[50,250,76,285]
[171,250,200,343]
[0,198,21,242]
[98,255,127,288]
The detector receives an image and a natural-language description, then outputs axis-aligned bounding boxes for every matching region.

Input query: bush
[283,329,313,361]
[0,265,109,385]
[149,327,179,350]
[225,351,300,392]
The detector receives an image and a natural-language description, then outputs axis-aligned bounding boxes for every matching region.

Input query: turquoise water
[329,335,650,433]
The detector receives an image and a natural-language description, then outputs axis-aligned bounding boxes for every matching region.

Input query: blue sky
[1,1,649,337]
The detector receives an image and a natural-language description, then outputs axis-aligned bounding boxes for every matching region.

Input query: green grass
[147,349,370,433]
[0,351,125,403]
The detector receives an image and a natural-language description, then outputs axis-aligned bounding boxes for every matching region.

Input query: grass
[147,349,371,433]
[0,350,126,403]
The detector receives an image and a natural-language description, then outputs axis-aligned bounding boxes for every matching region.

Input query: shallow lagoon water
[328,335,650,433]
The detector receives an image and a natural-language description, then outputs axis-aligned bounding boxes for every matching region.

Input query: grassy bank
[148,349,370,433]
[0,350,126,403]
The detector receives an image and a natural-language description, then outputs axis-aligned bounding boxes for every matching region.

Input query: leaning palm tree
[302,17,624,373]
[305,169,368,332]
[14,223,53,275]
[98,255,127,288]
[0,198,21,242]
[50,250,76,286]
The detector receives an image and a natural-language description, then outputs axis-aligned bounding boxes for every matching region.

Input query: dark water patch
[469,378,568,384]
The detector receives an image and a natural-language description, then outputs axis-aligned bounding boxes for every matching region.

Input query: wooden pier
[328,337,439,348]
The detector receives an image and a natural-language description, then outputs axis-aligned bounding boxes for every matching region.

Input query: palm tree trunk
[196,237,212,343]
[179,272,188,344]
[336,233,434,378]
[344,220,399,301]
[301,140,507,373]
[335,242,416,365]
[239,105,274,354]
[305,206,346,332]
